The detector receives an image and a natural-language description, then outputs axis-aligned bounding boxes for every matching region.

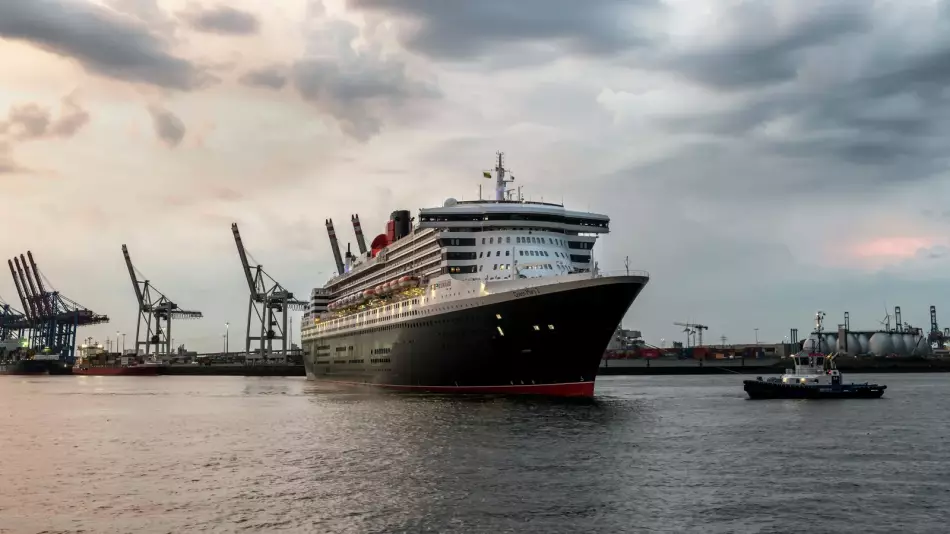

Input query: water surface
[1,374,947,533]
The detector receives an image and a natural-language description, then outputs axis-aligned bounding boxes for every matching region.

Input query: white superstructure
[301,152,645,343]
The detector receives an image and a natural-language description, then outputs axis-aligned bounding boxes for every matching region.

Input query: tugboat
[743,311,887,399]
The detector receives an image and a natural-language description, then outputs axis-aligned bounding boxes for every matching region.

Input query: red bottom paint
[321,380,595,397]
[73,365,162,376]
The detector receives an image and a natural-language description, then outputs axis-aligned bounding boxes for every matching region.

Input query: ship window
[493,264,498,270]
[479,265,483,272]
[490,237,494,244]
[482,238,486,244]
[506,250,510,256]
[533,325,540,331]
[506,237,511,244]
[497,326,505,336]
[548,324,555,330]
[496,251,500,256]
[816,358,824,366]
[479,252,483,258]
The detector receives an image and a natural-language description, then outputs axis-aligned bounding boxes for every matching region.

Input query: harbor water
[1,374,948,533]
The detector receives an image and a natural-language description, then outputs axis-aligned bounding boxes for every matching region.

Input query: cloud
[179,5,260,35]
[239,65,288,89]
[348,0,656,62]
[0,0,209,90]
[0,142,24,174]
[653,1,871,90]
[287,17,440,141]
[147,105,186,147]
[106,0,176,35]
[0,96,92,141]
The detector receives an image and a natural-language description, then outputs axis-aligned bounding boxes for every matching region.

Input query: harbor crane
[674,321,708,347]
[122,244,202,358]
[0,295,28,342]
[6,251,108,362]
[231,223,307,359]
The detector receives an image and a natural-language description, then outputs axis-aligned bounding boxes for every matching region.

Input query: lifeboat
[388,280,399,292]
[375,284,387,295]
[363,288,377,299]
[398,275,412,288]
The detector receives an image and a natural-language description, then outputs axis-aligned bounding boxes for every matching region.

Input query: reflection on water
[1,374,949,533]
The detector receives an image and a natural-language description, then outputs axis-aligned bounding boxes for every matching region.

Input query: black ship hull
[0,359,50,375]
[303,275,647,397]
[743,379,886,399]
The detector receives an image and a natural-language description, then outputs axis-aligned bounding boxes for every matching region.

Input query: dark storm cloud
[291,58,438,141]
[285,16,440,141]
[659,3,871,90]
[179,5,260,35]
[148,105,186,147]
[348,0,655,61]
[107,0,176,34]
[239,65,288,89]
[0,0,209,90]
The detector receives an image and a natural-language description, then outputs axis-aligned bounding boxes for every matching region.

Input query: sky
[3,0,950,351]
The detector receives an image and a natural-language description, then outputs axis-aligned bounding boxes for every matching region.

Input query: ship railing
[591,269,650,279]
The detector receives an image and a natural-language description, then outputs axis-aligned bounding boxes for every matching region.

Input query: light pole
[116,331,120,354]
[225,322,229,354]
[122,333,126,353]
[754,328,759,345]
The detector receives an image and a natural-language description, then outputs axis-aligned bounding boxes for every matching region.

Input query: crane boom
[231,223,258,298]
[27,251,52,318]
[8,259,32,322]
[14,257,40,320]
[121,245,146,310]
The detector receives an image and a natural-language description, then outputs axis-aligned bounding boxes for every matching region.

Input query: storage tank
[837,333,860,354]
[804,335,833,353]
[902,334,916,355]
[857,333,870,354]
[890,333,906,355]
[912,336,933,355]
[869,332,893,355]
[825,334,837,352]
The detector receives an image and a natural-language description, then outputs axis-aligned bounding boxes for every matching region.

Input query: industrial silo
[869,332,894,355]
[891,333,906,355]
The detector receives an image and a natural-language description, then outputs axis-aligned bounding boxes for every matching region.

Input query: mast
[492,151,515,202]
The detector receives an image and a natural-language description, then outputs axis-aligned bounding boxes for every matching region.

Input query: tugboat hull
[744,380,886,399]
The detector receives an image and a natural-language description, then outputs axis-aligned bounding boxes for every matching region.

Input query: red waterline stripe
[320,380,595,397]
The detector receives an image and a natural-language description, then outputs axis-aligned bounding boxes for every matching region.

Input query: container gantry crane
[231,223,307,360]
[6,251,108,363]
[674,321,709,347]
[0,296,28,342]
[122,244,202,359]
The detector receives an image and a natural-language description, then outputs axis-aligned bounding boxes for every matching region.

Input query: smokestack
[351,214,368,254]
[390,210,411,241]
[325,219,345,276]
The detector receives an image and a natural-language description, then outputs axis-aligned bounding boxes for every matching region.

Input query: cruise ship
[300,153,649,396]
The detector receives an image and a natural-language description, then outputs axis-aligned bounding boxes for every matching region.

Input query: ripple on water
[1,374,949,533]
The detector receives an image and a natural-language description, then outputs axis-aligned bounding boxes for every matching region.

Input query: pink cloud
[849,236,937,259]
